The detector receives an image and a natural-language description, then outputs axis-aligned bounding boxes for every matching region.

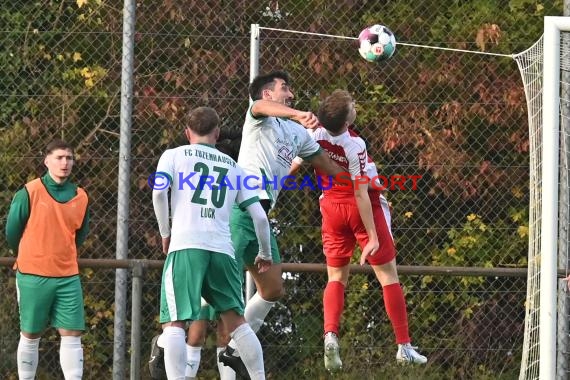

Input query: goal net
[514,16,570,380]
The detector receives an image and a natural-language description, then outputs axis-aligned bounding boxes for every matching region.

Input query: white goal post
[541,16,564,380]
[540,16,570,380]
[517,16,570,380]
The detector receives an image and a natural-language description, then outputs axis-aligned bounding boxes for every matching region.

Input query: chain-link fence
[0,259,528,380]
[0,0,566,379]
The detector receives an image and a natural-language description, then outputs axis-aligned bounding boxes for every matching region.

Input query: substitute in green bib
[6,139,90,380]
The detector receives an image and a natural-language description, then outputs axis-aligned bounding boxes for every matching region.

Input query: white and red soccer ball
[358,24,397,63]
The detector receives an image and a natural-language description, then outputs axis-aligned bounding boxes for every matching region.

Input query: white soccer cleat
[323,332,342,372]
[396,343,428,365]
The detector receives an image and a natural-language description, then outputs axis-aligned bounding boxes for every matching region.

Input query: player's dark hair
[45,139,74,156]
[185,107,220,136]
[216,123,242,160]
[249,70,290,101]
[318,89,354,134]
[216,138,241,161]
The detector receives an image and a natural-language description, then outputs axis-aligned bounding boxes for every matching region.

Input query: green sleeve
[301,146,323,161]
[5,188,30,251]
[75,206,90,248]
[238,196,260,211]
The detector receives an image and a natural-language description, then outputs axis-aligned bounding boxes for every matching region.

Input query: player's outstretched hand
[293,111,319,129]
[254,255,273,273]
[360,239,379,266]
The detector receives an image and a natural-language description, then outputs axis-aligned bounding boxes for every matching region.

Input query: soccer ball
[357,24,397,63]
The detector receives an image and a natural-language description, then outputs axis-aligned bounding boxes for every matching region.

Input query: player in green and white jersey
[152,107,271,380]
[220,71,345,374]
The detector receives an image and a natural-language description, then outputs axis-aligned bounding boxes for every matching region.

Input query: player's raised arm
[307,150,345,176]
[289,157,304,176]
[251,100,319,129]
[296,124,346,177]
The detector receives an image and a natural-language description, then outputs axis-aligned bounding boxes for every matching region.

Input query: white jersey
[237,103,321,208]
[305,127,367,201]
[310,127,367,178]
[155,144,259,256]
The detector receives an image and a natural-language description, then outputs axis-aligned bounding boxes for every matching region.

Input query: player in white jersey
[151,107,272,380]
[149,129,243,380]
[220,71,344,376]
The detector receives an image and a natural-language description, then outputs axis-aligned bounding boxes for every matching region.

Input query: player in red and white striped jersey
[293,90,427,372]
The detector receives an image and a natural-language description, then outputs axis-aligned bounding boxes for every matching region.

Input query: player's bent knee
[258,284,285,301]
[58,329,82,337]
[220,312,245,333]
[21,331,42,340]
[187,333,206,346]
[251,265,286,301]
[162,320,186,329]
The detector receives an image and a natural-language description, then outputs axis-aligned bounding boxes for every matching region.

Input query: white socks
[60,336,83,380]
[185,345,201,379]
[17,334,40,380]
[17,334,84,380]
[163,337,238,379]
[228,292,275,351]
[230,324,265,380]
[217,347,236,380]
[183,344,237,379]
[244,292,276,333]
[162,326,187,380]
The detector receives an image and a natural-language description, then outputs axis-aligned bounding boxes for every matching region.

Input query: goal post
[541,16,570,380]
[516,16,570,380]
[540,16,564,380]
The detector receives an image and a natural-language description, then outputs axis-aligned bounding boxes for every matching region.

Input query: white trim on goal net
[540,16,564,380]
[515,16,570,380]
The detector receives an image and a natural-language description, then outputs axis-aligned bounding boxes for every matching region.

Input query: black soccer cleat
[218,346,251,380]
[148,335,167,380]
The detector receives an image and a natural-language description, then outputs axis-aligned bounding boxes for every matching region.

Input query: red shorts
[319,196,396,267]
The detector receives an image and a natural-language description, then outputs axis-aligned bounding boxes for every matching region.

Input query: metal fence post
[114,0,136,378]
[130,261,145,380]
[245,23,260,303]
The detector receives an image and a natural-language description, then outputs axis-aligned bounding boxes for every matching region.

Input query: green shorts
[197,304,218,321]
[230,205,280,267]
[16,272,85,334]
[160,249,244,323]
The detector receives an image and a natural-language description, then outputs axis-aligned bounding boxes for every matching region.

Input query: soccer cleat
[323,332,342,372]
[218,346,251,380]
[148,335,167,380]
[396,343,428,365]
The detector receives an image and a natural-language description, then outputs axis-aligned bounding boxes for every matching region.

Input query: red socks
[323,281,411,344]
[323,281,345,335]
[383,283,411,344]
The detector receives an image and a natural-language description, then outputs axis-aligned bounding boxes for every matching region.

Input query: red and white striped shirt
[311,127,367,202]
